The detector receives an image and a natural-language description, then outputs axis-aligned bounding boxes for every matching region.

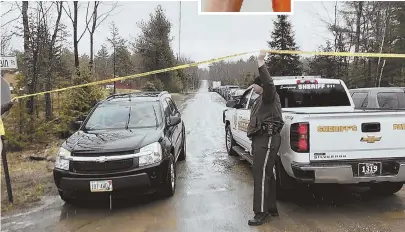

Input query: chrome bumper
[291,161,405,184]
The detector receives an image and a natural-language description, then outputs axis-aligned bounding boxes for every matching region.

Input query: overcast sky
[1,1,337,67]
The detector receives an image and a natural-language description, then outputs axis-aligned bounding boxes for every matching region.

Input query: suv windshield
[276,83,351,108]
[84,102,161,130]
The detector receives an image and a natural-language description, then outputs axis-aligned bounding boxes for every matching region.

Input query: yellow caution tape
[265,50,405,58]
[11,49,405,100]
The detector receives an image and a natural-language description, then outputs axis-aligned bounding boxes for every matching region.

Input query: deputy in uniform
[247,50,284,226]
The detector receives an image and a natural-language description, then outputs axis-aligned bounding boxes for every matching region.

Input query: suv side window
[352,92,368,108]
[166,98,179,116]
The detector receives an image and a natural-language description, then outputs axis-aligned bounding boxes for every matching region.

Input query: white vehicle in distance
[223,76,405,199]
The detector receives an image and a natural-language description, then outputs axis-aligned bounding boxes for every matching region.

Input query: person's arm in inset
[204,0,244,12]
[257,50,276,103]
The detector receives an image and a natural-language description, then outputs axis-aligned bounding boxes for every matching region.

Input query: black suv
[53,91,186,202]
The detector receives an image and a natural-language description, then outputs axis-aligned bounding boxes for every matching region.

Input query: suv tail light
[290,122,310,153]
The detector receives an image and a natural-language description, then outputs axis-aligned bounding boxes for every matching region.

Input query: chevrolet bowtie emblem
[95,156,108,163]
[360,136,381,143]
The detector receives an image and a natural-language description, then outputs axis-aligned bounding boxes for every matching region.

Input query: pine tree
[107,23,133,86]
[265,16,302,76]
[133,5,180,92]
[308,41,338,78]
[95,44,110,80]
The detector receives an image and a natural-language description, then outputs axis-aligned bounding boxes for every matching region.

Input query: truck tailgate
[308,111,405,161]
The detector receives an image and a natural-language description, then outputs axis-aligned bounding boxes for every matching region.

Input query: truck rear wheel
[225,126,238,156]
[370,182,403,196]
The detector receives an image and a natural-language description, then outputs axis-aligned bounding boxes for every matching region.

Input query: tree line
[1,2,200,150]
[207,1,405,89]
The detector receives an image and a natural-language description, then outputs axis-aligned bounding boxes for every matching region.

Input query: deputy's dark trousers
[251,133,281,213]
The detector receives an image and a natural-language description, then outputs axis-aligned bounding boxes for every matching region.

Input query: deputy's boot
[248,212,269,226]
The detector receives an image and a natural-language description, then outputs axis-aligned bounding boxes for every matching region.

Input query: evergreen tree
[114,38,133,77]
[94,44,111,80]
[265,16,302,76]
[308,41,338,78]
[107,23,133,84]
[133,5,181,92]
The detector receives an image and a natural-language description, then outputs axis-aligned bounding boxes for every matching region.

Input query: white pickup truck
[223,76,405,198]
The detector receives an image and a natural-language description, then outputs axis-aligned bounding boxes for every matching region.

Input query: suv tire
[160,156,176,197]
[225,125,238,156]
[370,182,403,196]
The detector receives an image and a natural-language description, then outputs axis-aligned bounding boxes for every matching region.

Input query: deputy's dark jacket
[246,65,283,137]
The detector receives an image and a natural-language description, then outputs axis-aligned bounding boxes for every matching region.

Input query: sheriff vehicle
[223,76,405,198]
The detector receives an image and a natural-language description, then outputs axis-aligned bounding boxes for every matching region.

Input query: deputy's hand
[258,49,267,67]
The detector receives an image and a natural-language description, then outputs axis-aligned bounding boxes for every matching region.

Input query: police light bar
[271,76,322,80]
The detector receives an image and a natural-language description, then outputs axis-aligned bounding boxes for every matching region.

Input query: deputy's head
[251,76,263,94]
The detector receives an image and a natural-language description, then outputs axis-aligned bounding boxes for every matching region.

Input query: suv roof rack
[272,76,322,80]
[105,91,169,101]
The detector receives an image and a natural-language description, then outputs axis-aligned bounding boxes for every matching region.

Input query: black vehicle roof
[103,91,170,103]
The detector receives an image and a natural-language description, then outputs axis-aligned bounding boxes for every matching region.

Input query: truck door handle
[362,122,380,132]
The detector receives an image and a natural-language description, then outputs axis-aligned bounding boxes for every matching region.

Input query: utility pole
[113,44,116,94]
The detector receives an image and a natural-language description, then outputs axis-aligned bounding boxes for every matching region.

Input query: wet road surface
[2,81,405,232]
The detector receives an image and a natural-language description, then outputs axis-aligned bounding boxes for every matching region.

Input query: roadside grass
[1,142,60,214]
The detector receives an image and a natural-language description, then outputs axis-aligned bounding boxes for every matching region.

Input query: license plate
[90,180,113,192]
[358,162,382,177]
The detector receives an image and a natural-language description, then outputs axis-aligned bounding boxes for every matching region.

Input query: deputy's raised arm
[257,50,276,103]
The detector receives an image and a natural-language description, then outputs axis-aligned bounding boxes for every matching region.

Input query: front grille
[72,149,139,157]
[72,158,136,173]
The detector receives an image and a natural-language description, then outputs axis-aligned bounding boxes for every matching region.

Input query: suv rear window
[275,83,351,108]
[84,102,162,130]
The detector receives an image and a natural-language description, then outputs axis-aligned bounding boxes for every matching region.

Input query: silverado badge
[360,136,381,143]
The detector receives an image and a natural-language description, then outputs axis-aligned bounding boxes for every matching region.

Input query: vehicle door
[234,88,253,147]
[239,90,259,151]
[166,98,182,159]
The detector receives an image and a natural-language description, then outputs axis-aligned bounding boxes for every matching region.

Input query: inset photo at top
[200,0,292,14]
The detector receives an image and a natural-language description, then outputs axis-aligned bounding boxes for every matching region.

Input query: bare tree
[86,1,118,75]
[62,1,92,76]
[43,1,63,120]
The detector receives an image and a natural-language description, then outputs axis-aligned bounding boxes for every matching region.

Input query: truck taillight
[290,123,310,153]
